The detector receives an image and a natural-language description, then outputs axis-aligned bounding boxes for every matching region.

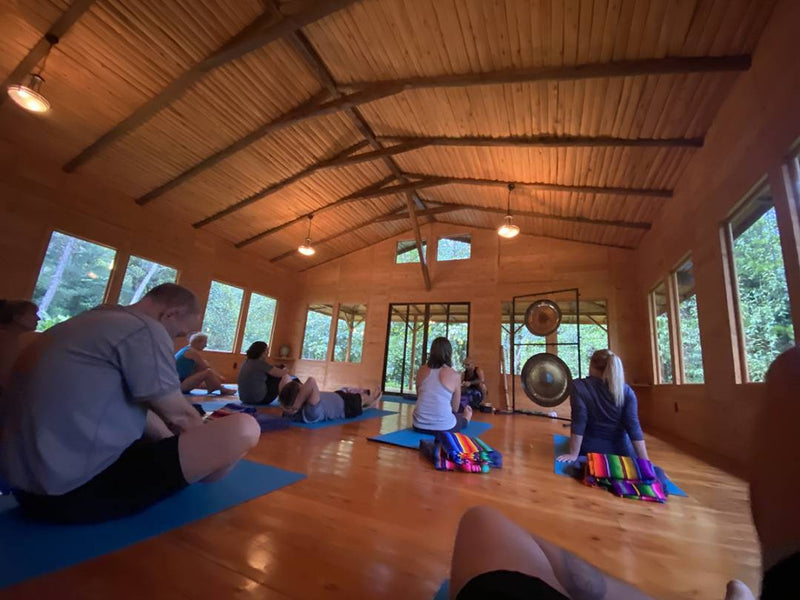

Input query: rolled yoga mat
[369,421,493,449]
[0,460,305,589]
[552,434,687,497]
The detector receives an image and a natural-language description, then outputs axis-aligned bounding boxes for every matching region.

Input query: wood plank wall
[629,0,800,470]
[289,221,641,417]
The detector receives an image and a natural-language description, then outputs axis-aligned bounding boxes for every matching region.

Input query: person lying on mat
[461,356,487,405]
[413,337,472,434]
[237,341,290,405]
[556,349,648,463]
[0,284,260,524]
[175,332,236,395]
[277,376,381,424]
[0,299,39,396]
[449,347,800,600]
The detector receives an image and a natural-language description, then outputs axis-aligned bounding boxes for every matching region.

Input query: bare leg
[180,368,212,392]
[462,405,473,423]
[178,413,260,484]
[361,388,382,408]
[449,506,651,600]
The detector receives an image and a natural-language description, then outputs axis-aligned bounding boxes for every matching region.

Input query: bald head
[133,283,201,339]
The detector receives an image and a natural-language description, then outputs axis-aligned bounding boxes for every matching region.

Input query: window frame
[648,279,678,385]
[394,239,427,265]
[239,290,279,354]
[300,303,336,362]
[331,303,367,363]
[670,254,705,385]
[117,253,179,306]
[436,233,472,262]
[200,279,246,354]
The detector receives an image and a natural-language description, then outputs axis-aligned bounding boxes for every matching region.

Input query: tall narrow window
[650,282,674,383]
[301,304,333,360]
[118,255,178,305]
[557,300,609,379]
[674,258,705,383]
[32,231,117,331]
[395,239,426,264]
[437,234,471,261]
[241,292,278,352]
[201,281,244,352]
[333,304,366,362]
[727,184,795,381]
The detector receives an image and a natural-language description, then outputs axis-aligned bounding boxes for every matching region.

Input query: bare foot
[219,386,237,396]
[463,406,473,422]
[364,390,382,409]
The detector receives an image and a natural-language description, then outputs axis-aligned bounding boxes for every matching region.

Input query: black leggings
[413,414,469,435]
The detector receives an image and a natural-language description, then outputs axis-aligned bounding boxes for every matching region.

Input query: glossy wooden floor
[5,403,760,600]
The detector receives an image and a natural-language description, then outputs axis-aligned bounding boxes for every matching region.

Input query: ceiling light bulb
[7,74,50,114]
[497,215,520,239]
[298,238,315,256]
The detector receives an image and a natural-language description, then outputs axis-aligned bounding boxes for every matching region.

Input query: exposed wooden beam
[62,0,358,173]
[404,193,431,290]
[373,205,467,222]
[347,175,672,200]
[376,134,705,149]
[192,140,369,227]
[235,175,397,248]
[436,221,637,250]
[298,228,415,273]
[133,55,730,207]
[0,0,96,107]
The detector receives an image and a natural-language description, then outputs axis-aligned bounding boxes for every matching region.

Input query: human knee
[459,505,499,533]
[229,413,260,449]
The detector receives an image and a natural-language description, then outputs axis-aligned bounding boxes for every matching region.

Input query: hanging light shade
[7,34,58,115]
[297,214,316,256]
[497,183,520,239]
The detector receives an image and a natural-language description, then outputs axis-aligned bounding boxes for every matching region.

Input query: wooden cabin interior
[1,0,799,598]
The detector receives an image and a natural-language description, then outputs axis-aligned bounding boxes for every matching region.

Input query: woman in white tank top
[413,337,473,433]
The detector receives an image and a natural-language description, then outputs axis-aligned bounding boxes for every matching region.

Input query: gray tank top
[413,368,456,431]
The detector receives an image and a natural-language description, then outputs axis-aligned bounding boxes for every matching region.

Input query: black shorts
[456,570,568,599]
[336,390,363,419]
[762,551,799,598]
[14,436,188,524]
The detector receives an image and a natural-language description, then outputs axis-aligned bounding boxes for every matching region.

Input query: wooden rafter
[0,0,96,107]
[404,192,431,290]
[62,0,359,174]
[235,175,397,248]
[131,55,741,206]
[372,205,466,222]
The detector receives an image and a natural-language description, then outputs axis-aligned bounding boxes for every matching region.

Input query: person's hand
[556,454,579,463]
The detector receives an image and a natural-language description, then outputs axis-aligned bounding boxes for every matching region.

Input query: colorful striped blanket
[420,432,502,473]
[583,453,666,503]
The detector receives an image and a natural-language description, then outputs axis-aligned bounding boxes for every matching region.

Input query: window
[395,239,426,264]
[674,258,705,383]
[301,304,333,360]
[557,301,610,379]
[333,304,366,362]
[501,302,546,375]
[726,184,795,381]
[241,292,278,352]
[650,281,674,383]
[201,281,244,352]
[118,255,178,305]
[437,234,471,261]
[32,231,117,331]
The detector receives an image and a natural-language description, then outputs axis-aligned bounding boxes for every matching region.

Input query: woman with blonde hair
[556,349,649,463]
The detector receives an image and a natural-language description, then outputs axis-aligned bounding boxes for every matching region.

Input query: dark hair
[427,337,453,368]
[246,341,268,360]
[0,300,38,325]
[278,380,301,409]
[143,284,199,313]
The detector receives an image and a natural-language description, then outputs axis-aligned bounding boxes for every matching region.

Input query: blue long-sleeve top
[570,376,644,456]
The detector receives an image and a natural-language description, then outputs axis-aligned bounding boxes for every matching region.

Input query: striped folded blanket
[583,453,666,503]
[419,433,503,473]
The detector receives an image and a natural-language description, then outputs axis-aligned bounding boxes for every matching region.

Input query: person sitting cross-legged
[175,331,235,395]
[413,337,472,434]
[0,283,260,524]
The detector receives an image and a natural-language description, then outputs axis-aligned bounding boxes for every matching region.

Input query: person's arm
[557,386,587,462]
[266,364,290,378]
[474,367,486,384]
[185,347,211,370]
[622,386,649,460]
[446,368,462,412]
[147,390,204,433]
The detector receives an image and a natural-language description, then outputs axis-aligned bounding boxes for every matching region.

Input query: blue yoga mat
[0,460,304,589]
[382,394,417,405]
[195,399,243,411]
[433,579,449,600]
[290,408,397,429]
[369,421,493,449]
[552,435,687,497]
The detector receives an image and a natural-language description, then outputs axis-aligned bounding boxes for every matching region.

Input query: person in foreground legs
[0,284,259,524]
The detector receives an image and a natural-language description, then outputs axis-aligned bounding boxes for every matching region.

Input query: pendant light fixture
[497,182,520,239]
[297,214,316,256]
[7,33,59,114]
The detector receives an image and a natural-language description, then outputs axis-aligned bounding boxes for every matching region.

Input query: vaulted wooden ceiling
[1,0,778,271]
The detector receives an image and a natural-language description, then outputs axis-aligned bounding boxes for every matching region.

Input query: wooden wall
[289,220,639,416]
[627,0,800,469]
[0,134,301,378]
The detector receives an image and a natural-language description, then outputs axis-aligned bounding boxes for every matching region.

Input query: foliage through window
[437,234,471,261]
[333,304,366,362]
[118,255,177,305]
[395,239,427,264]
[674,258,705,383]
[650,281,674,383]
[201,281,244,352]
[727,185,795,381]
[302,304,333,360]
[241,292,278,353]
[33,231,117,331]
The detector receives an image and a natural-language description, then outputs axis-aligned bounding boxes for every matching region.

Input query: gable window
[395,239,426,264]
[118,255,178,305]
[201,281,244,352]
[437,234,471,261]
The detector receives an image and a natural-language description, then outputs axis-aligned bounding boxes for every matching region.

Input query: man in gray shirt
[0,283,260,523]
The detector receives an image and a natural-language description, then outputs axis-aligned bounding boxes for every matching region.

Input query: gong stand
[510,287,581,417]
